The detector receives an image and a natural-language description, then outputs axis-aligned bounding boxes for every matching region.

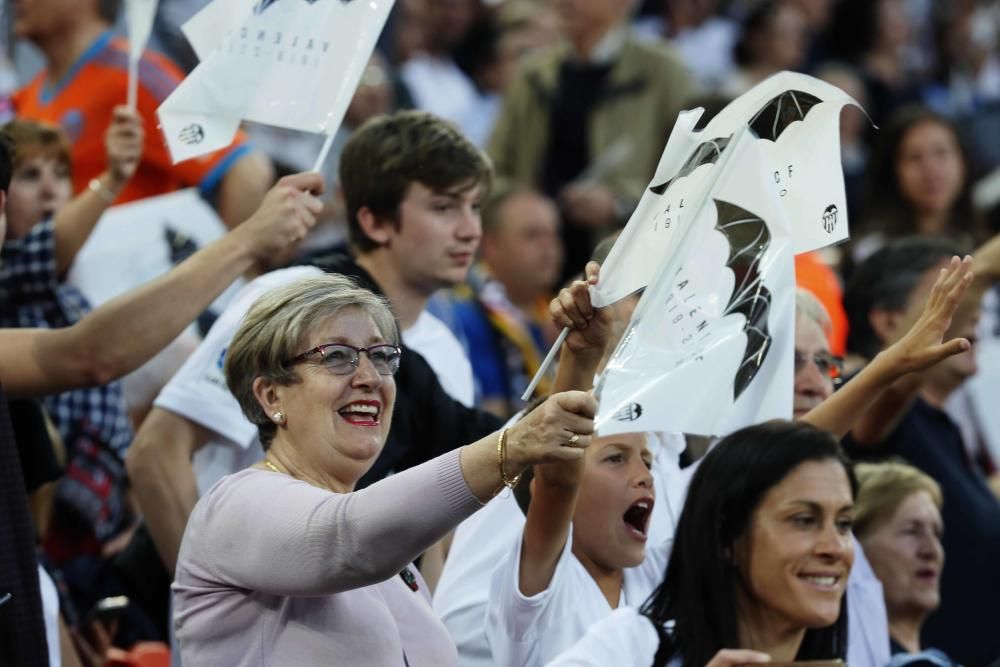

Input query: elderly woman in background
[854,462,960,667]
[172,274,596,666]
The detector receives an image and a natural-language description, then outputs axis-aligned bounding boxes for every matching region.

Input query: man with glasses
[792,289,844,419]
[844,236,1000,667]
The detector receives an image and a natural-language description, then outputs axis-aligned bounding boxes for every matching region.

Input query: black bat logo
[647,89,823,197]
[649,136,731,195]
[713,199,772,401]
[748,90,823,142]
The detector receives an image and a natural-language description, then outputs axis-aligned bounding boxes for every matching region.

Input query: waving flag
[591,71,862,309]
[124,0,158,109]
[157,0,393,163]
[595,132,796,438]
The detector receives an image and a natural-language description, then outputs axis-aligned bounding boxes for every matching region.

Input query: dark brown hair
[339,110,492,252]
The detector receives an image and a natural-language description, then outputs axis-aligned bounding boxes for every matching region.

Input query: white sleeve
[545,607,660,667]
[153,267,323,449]
[484,528,580,667]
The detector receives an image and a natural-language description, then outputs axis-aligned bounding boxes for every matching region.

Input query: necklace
[263,459,283,474]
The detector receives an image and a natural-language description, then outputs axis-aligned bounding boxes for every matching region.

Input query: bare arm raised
[803,255,974,441]
[1,172,323,397]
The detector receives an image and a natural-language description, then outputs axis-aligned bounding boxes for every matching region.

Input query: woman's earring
[272,411,285,425]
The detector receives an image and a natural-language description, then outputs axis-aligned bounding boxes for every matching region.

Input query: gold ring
[566,433,580,446]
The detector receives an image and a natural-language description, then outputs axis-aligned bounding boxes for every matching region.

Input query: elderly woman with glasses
[172,275,596,666]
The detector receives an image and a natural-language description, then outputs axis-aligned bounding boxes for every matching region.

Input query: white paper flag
[157,0,394,163]
[124,0,158,108]
[595,132,796,438]
[591,71,862,309]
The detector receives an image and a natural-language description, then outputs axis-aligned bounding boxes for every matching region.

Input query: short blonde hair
[225,274,399,448]
[853,461,943,538]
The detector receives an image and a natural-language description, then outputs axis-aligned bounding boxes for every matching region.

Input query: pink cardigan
[173,448,481,666]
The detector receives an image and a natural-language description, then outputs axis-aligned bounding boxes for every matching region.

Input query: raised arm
[196,391,596,595]
[519,264,613,596]
[802,255,974,441]
[1,173,323,396]
[54,106,143,275]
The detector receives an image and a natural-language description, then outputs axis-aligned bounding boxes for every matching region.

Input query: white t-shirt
[154,266,477,494]
[545,606,662,667]
[403,309,475,407]
[434,432,687,667]
[486,525,670,667]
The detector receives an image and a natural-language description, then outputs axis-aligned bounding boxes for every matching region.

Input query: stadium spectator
[171,273,596,665]
[126,111,501,581]
[854,462,960,666]
[845,237,1000,665]
[854,106,980,265]
[489,0,694,282]
[10,0,273,227]
[549,421,857,667]
[448,186,563,416]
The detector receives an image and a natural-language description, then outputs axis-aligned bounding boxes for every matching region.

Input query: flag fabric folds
[157,0,394,163]
[591,71,862,309]
[595,131,796,437]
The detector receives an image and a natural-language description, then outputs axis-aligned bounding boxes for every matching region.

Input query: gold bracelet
[497,428,521,490]
[88,177,117,204]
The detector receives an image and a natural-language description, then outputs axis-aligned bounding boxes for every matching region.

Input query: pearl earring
[272,411,285,424]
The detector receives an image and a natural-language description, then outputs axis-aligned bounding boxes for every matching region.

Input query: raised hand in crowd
[550,261,614,356]
[225,171,323,268]
[104,105,143,189]
[459,390,597,503]
[227,171,325,275]
[52,106,144,274]
[803,255,974,440]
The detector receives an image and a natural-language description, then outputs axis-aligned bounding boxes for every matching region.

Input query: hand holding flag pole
[125,0,158,109]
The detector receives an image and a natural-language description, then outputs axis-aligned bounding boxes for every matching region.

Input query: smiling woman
[172,274,599,666]
[549,421,858,667]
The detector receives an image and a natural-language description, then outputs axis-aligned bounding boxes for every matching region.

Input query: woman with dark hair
[852,105,980,264]
[547,420,857,667]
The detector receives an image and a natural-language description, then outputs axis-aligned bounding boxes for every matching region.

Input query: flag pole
[127,59,139,110]
[521,327,569,401]
[312,132,336,173]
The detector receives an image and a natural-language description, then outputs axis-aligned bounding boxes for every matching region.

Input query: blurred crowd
[1,0,1000,666]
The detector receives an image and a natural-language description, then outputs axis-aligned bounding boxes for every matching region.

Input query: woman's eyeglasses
[287,343,402,376]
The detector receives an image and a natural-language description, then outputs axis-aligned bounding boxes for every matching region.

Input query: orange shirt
[795,251,848,356]
[13,32,250,204]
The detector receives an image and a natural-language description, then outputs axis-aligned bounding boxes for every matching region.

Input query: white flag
[595,133,796,438]
[124,0,158,108]
[591,71,862,309]
[157,0,394,163]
